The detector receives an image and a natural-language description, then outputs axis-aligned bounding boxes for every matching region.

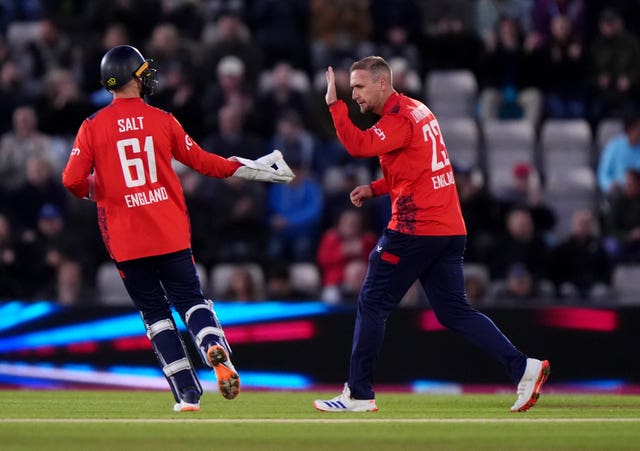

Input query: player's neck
[113,81,142,99]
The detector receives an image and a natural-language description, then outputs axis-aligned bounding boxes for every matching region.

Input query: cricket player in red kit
[313,56,549,413]
[62,45,293,412]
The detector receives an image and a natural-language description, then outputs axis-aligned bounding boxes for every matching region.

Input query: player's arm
[170,116,293,183]
[350,177,388,207]
[62,120,95,199]
[329,100,410,158]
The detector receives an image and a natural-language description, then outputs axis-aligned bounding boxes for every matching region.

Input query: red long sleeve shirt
[62,97,241,262]
[330,92,467,236]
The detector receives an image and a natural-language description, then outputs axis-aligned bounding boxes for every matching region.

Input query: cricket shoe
[173,386,200,412]
[207,344,240,400]
[313,383,378,412]
[511,358,551,412]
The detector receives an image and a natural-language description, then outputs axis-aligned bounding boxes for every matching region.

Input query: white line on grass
[0,418,639,424]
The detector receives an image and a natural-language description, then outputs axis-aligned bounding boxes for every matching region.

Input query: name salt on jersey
[118,116,145,132]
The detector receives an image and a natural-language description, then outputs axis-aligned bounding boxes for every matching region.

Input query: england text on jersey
[124,186,168,208]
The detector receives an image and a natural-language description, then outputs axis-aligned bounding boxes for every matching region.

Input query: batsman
[62,45,294,411]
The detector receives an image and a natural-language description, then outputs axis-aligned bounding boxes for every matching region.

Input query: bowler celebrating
[314,56,549,413]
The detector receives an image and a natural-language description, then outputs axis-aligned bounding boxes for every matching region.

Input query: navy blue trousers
[115,249,205,323]
[348,230,527,399]
[115,249,212,397]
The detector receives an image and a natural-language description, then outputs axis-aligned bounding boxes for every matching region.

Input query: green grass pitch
[0,390,638,450]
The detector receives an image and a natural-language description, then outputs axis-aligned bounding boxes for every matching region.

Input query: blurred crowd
[1,0,640,307]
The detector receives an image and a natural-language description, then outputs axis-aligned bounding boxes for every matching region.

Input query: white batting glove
[229,150,295,183]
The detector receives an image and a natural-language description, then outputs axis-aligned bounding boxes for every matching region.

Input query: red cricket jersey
[62,97,240,262]
[329,92,467,236]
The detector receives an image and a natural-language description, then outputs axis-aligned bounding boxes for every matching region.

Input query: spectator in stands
[255,61,313,138]
[492,262,551,305]
[536,13,586,119]
[321,164,373,232]
[80,23,130,105]
[495,162,557,235]
[37,68,94,138]
[145,22,200,78]
[201,55,257,134]
[22,18,74,82]
[597,114,640,196]
[488,207,550,287]
[587,8,640,125]
[267,157,323,262]
[478,15,542,123]
[549,208,612,301]
[454,164,502,262]
[0,60,35,135]
[0,105,53,190]
[371,0,422,75]
[151,61,204,140]
[317,208,377,304]
[221,265,261,302]
[265,261,312,300]
[19,203,84,303]
[207,176,268,264]
[202,102,264,160]
[604,168,640,263]
[268,109,321,175]
[308,0,375,72]
[370,0,422,53]
[9,154,68,235]
[528,0,585,49]
[202,10,262,88]
[475,0,532,51]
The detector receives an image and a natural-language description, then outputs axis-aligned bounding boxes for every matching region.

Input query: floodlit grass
[0,390,638,450]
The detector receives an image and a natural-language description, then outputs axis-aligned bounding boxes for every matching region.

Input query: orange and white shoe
[314,383,378,412]
[207,344,240,400]
[511,358,551,412]
[173,387,200,412]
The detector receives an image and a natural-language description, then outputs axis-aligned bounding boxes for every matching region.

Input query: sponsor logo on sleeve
[371,125,386,141]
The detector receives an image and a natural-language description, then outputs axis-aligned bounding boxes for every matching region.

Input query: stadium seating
[210,262,266,301]
[288,262,321,297]
[96,262,129,306]
[539,119,596,238]
[596,118,624,156]
[439,117,481,170]
[612,264,640,305]
[482,119,536,194]
[425,69,478,118]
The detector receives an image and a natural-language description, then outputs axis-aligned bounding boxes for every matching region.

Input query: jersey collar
[380,91,401,115]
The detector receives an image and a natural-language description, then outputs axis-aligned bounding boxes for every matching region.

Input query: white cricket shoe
[314,383,378,412]
[511,358,551,412]
[173,387,200,412]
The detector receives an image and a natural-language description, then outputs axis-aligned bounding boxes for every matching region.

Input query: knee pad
[183,300,232,367]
